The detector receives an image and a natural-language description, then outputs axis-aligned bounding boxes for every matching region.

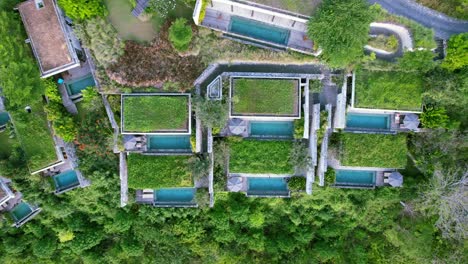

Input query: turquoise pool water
[154,188,196,205]
[10,202,33,222]
[53,170,80,191]
[250,121,294,137]
[66,75,96,96]
[346,113,390,130]
[229,16,290,45]
[335,170,376,186]
[0,112,10,126]
[247,177,289,196]
[147,135,191,151]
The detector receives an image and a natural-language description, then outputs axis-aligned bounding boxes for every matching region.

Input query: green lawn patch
[355,69,423,111]
[11,101,58,172]
[232,78,299,116]
[127,154,193,189]
[249,0,321,16]
[340,133,407,168]
[122,95,189,133]
[229,139,294,174]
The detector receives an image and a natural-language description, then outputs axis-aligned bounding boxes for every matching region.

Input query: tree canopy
[442,32,468,71]
[57,0,107,21]
[307,0,375,67]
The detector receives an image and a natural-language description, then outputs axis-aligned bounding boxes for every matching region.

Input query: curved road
[369,0,468,39]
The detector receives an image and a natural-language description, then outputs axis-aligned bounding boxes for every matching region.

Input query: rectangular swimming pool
[154,188,196,206]
[247,177,290,197]
[65,74,96,96]
[346,113,390,130]
[10,202,33,222]
[147,135,192,152]
[0,112,10,126]
[250,121,294,138]
[229,16,290,46]
[53,170,80,192]
[335,170,376,186]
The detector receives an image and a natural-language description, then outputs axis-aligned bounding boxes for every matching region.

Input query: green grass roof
[127,154,193,189]
[355,69,423,111]
[231,78,299,116]
[340,133,407,168]
[229,139,294,174]
[123,95,189,133]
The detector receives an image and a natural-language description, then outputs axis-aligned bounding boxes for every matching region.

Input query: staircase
[131,0,150,17]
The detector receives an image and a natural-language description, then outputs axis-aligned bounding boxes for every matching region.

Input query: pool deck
[200,1,314,54]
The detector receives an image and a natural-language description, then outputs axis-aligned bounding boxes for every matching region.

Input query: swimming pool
[0,112,10,126]
[53,170,80,192]
[10,202,33,222]
[154,188,196,206]
[229,16,290,46]
[147,135,192,152]
[250,121,294,138]
[247,177,290,197]
[65,75,96,96]
[335,170,376,187]
[346,113,390,130]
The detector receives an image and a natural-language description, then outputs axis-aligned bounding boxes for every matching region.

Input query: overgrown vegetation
[229,139,294,174]
[123,95,188,132]
[168,18,193,51]
[367,34,399,52]
[307,0,375,67]
[355,68,423,111]
[442,32,468,71]
[415,0,468,20]
[193,96,228,130]
[287,176,306,191]
[58,0,107,21]
[232,78,298,115]
[127,154,193,189]
[340,133,408,168]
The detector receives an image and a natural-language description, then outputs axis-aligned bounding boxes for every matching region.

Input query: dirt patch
[107,24,204,89]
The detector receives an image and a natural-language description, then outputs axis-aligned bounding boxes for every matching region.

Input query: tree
[442,33,468,71]
[307,0,375,67]
[57,0,107,21]
[169,18,193,52]
[397,50,436,73]
[193,96,228,130]
[289,140,311,171]
[189,154,210,181]
[420,107,450,129]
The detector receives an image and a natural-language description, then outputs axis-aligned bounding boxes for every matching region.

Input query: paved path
[369,0,468,39]
[366,22,413,60]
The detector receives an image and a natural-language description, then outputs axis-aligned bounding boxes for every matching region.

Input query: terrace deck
[18,0,78,76]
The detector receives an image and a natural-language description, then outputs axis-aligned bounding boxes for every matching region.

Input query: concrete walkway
[369,0,468,39]
[366,22,413,60]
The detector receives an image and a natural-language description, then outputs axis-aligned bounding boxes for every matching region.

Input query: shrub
[193,96,228,129]
[195,188,210,208]
[397,50,436,73]
[420,107,450,129]
[289,140,311,171]
[294,118,304,139]
[325,168,336,186]
[57,0,107,21]
[288,176,306,191]
[168,18,193,52]
[189,154,210,181]
[442,33,468,71]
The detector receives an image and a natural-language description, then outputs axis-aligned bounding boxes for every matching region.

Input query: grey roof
[389,171,403,187]
[403,113,420,131]
[227,177,243,192]
[228,118,247,135]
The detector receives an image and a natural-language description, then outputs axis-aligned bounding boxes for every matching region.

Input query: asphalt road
[368,0,468,39]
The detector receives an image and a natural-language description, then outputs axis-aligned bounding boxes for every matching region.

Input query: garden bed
[127,154,193,189]
[122,94,190,133]
[367,35,399,53]
[231,78,299,117]
[354,69,423,111]
[229,139,294,174]
[340,133,407,168]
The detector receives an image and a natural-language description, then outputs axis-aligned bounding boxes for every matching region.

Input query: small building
[0,178,16,210]
[18,0,80,78]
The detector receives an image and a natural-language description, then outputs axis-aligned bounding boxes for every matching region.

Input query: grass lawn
[229,139,294,174]
[340,133,407,168]
[232,78,299,116]
[11,101,58,172]
[127,154,193,189]
[105,0,158,42]
[250,0,321,16]
[355,69,423,111]
[123,95,189,133]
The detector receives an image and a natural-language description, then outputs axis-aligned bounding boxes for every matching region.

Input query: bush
[294,118,304,139]
[168,18,193,52]
[288,176,306,191]
[397,50,436,73]
[193,96,228,129]
[420,107,450,129]
[325,169,336,186]
[189,154,210,181]
[57,0,107,21]
[289,140,311,171]
[442,33,468,71]
[195,188,210,208]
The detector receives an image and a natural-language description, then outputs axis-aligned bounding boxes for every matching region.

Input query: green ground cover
[127,154,193,189]
[0,130,15,158]
[123,95,189,132]
[232,78,298,116]
[229,139,294,174]
[11,101,58,172]
[368,34,399,52]
[340,133,407,168]
[250,0,321,16]
[355,69,423,111]
[105,0,157,42]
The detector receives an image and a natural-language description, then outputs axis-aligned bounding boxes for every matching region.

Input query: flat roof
[18,0,78,76]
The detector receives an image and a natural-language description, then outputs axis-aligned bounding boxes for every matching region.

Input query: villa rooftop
[18,0,79,78]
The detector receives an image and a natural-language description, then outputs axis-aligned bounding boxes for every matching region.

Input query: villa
[18,0,81,78]
[120,93,205,207]
[0,177,41,228]
[193,0,319,55]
